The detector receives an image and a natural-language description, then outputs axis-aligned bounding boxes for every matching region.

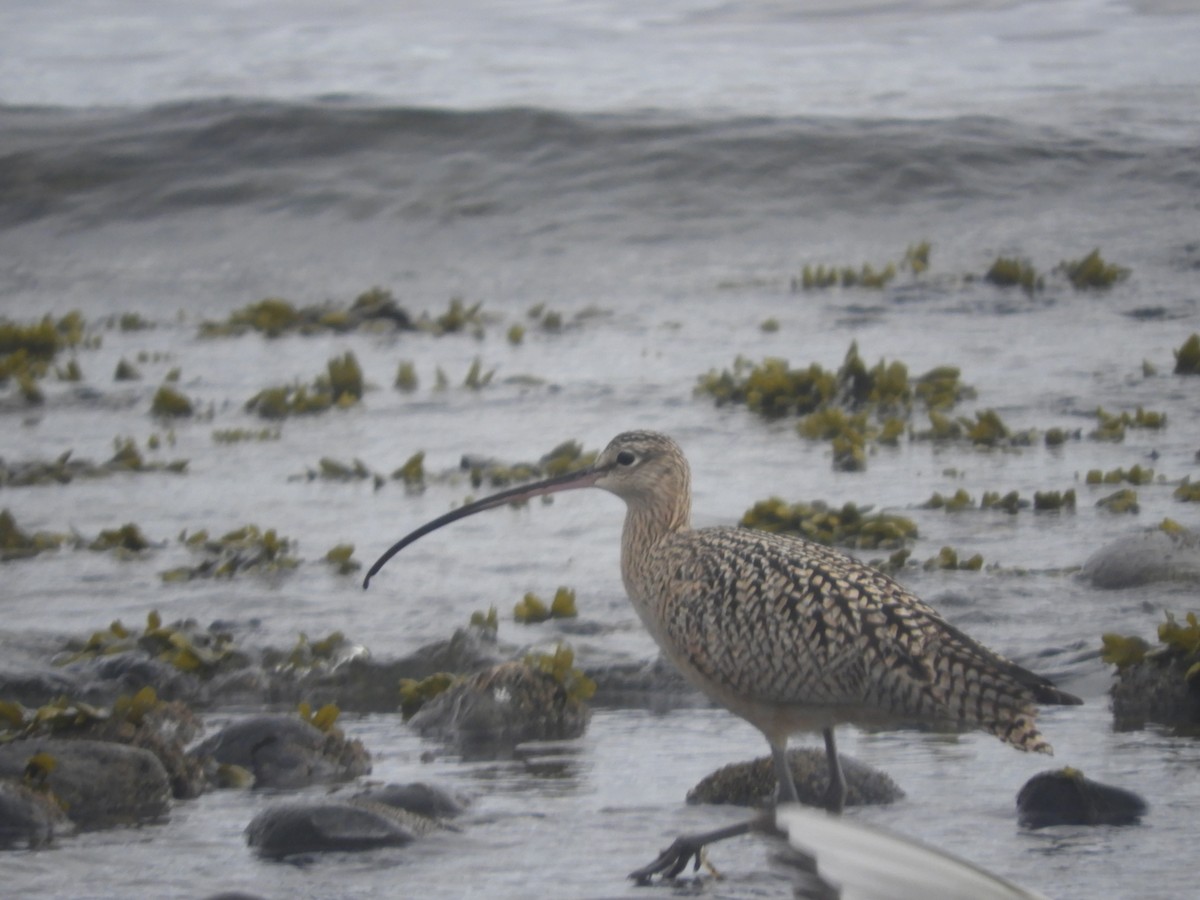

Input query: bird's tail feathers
[991,712,1054,755]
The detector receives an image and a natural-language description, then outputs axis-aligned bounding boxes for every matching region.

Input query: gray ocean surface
[2,1,1199,897]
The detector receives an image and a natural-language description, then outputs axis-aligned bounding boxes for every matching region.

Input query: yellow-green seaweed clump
[324,544,360,575]
[89,523,155,553]
[0,313,86,388]
[1158,611,1200,656]
[470,606,500,632]
[980,490,1027,514]
[1033,490,1076,511]
[160,525,299,581]
[514,587,578,624]
[394,360,418,391]
[1085,465,1154,486]
[1059,249,1129,290]
[115,358,141,381]
[324,351,364,403]
[118,312,152,331]
[212,426,281,444]
[0,443,186,485]
[399,673,457,720]
[966,409,1010,446]
[922,489,975,512]
[1096,488,1139,514]
[984,257,1042,294]
[57,358,83,382]
[59,610,237,677]
[298,701,341,733]
[106,437,188,474]
[1044,427,1076,447]
[229,298,301,336]
[0,508,69,560]
[462,357,495,390]
[1173,334,1200,375]
[1100,633,1151,670]
[903,241,931,274]
[151,385,194,418]
[1174,479,1200,502]
[245,352,364,419]
[0,687,168,742]
[923,546,984,571]
[202,291,414,338]
[740,497,917,550]
[795,261,896,291]
[1102,611,1200,678]
[392,451,425,489]
[423,297,485,336]
[311,457,372,482]
[466,439,598,490]
[698,344,972,471]
[523,644,596,702]
[1090,407,1166,443]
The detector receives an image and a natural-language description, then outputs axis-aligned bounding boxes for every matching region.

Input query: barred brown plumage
[364,430,1081,881]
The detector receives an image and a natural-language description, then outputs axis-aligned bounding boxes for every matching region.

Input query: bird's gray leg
[822,727,846,813]
[628,812,775,884]
[771,739,800,804]
[632,738,798,884]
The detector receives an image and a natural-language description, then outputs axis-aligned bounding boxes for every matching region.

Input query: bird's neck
[619,487,691,599]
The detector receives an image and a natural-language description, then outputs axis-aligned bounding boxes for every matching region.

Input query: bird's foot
[628,834,710,884]
[628,815,770,885]
[820,780,846,814]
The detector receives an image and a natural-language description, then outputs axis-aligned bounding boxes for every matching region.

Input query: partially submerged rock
[1017,768,1147,828]
[245,780,455,859]
[687,747,904,808]
[409,660,591,758]
[589,655,706,711]
[0,664,83,709]
[1081,527,1200,589]
[0,739,171,830]
[351,781,465,820]
[0,779,70,849]
[277,625,502,713]
[1104,612,1200,730]
[245,801,427,859]
[190,714,370,789]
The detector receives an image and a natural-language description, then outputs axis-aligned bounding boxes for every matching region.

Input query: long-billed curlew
[364,431,1080,880]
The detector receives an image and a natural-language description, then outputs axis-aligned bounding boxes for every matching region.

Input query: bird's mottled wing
[651,527,1067,750]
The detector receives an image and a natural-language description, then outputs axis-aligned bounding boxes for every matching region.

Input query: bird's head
[362,430,689,588]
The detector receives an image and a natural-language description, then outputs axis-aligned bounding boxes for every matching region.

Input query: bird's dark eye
[616,450,636,466]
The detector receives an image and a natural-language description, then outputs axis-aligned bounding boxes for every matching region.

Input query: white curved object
[774,804,1050,900]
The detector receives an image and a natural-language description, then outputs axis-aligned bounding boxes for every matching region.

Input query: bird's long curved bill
[362,463,604,588]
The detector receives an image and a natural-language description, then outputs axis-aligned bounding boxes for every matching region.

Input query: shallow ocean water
[2,1,1200,898]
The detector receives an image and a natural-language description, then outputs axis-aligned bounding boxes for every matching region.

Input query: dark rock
[687,747,904,808]
[352,782,464,819]
[0,666,82,709]
[42,698,206,800]
[0,739,171,829]
[1110,650,1200,729]
[409,660,590,758]
[207,666,273,706]
[1081,528,1200,589]
[273,626,502,713]
[85,652,208,705]
[589,654,708,711]
[1017,768,1147,827]
[190,714,370,788]
[0,779,70,849]
[399,626,503,680]
[245,801,428,858]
